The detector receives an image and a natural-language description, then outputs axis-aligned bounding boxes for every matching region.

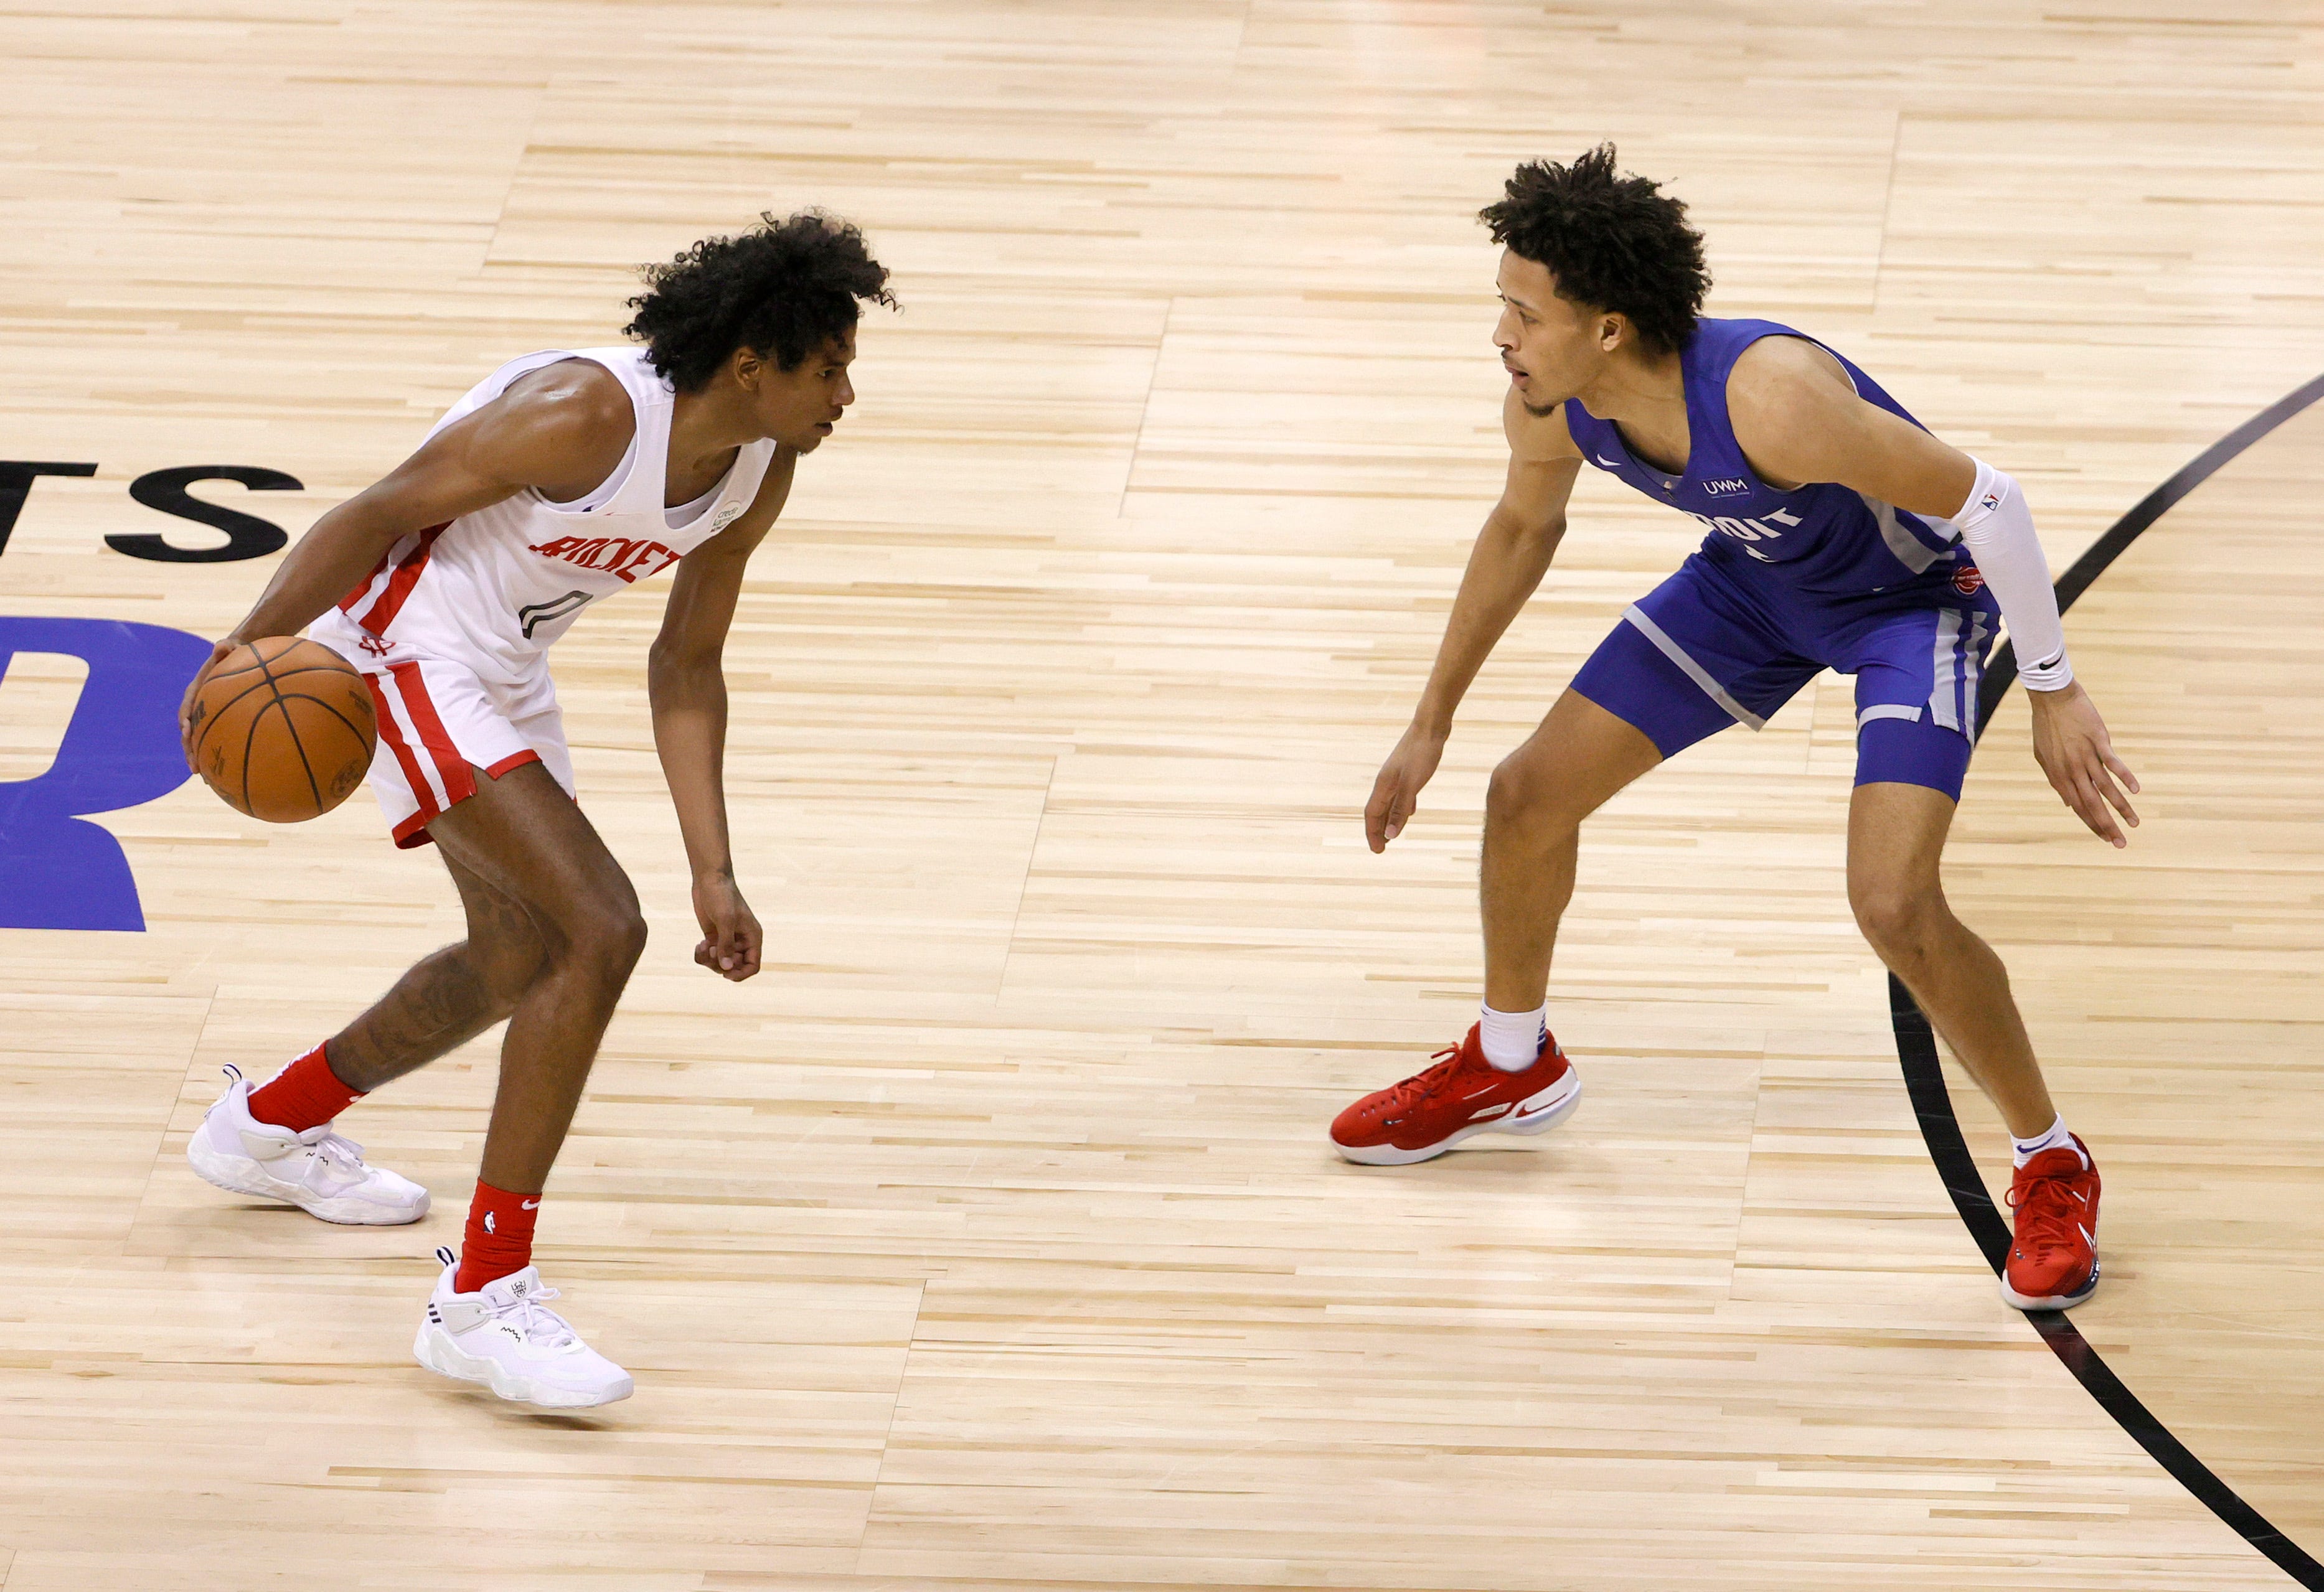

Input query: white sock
[1477,1001,1548,1071]
[2010,1115,2079,1168]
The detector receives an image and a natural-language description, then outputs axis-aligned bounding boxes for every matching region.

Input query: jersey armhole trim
[1722,330,1862,497]
[521,352,647,514]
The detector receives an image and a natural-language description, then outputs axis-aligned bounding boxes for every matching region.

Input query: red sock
[455,1181,541,1293]
[245,1042,364,1133]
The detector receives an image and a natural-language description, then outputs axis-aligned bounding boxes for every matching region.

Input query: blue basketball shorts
[1568,551,2002,800]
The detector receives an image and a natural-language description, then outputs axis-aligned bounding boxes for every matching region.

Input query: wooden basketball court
[2,2,2318,1587]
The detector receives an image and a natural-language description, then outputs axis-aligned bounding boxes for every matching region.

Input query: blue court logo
[0,617,212,931]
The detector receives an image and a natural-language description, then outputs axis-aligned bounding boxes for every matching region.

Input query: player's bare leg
[1330,690,1659,1164]
[403,759,641,1405]
[1844,781,2054,1137]
[421,760,646,1195]
[1480,688,1664,1011]
[1847,779,2099,1311]
[186,807,563,1232]
[321,853,548,1093]
[184,857,517,1227]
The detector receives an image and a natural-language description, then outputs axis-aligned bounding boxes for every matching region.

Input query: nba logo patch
[1952,564,1986,596]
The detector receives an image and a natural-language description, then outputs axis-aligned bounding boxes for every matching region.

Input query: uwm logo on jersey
[1702,475,1751,497]
[527,533,683,585]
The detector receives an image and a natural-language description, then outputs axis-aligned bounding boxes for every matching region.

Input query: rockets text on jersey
[313,347,774,688]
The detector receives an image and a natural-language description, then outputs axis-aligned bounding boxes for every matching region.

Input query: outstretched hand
[1365,726,1447,853]
[2028,681,2140,848]
[692,871,764,981]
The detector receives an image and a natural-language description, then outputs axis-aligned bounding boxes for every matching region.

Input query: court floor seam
[852,1276,929,1568]
[993,751,1061,1001]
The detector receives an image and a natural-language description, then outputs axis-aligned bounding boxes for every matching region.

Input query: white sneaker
[413,1247,634,1408]
[186,1064,429,1225]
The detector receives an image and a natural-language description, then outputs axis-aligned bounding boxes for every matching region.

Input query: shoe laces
[2006,1168,2089,1255]
[1377,1044,1470,1113]
[307,1130,367,1175]
[494,1286,579,1350]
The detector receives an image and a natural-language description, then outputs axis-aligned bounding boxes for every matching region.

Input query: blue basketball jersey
[1561,317,1962,599]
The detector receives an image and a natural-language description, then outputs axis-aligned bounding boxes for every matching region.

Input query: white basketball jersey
[316,346,775,686]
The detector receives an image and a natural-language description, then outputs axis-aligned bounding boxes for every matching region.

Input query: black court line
[1894,368,2324,1588]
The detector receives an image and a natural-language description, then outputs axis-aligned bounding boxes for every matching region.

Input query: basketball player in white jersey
[176,211,893,1407]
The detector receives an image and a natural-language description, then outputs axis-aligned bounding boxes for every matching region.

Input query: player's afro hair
[1480,145,1708,357]
[624,210,895,391]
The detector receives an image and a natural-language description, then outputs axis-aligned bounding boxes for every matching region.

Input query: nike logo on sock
[521,1199,540,1210]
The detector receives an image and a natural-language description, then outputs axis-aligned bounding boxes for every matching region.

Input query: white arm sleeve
[1953,457,2072,692]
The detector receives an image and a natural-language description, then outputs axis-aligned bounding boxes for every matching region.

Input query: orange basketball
[191,637,377,822]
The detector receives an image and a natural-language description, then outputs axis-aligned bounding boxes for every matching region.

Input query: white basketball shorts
[309,622,575,849]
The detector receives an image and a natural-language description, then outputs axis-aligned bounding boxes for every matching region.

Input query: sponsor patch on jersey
[1703,476,1751,497]
[707,502,745,533]
[1952,564,1987,596]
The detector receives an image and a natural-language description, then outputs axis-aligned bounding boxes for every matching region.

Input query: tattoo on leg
[324,858,550,1093]
[326,944,508,1092]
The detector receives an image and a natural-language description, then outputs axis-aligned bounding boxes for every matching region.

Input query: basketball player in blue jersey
[1329,147,2136,1314]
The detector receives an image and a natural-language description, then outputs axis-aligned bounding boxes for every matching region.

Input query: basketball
[191,637,377,822]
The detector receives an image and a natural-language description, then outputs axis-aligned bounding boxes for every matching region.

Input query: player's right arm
[178,365,634,763]
[1365,391,1583,853]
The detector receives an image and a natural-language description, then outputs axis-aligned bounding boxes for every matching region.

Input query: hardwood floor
[0,1,2318,1586]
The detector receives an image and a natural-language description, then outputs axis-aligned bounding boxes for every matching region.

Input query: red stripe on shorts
[355,522,450,634]
[389,662,478,810]
[364,672,439,826]
[484,750,542,780]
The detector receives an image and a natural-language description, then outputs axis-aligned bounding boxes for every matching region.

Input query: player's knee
[1850,880,1941,962]
[560,897,648,981]
[596,905,650,975]
[1485,753,1547,823]
[1487,751,1581,835]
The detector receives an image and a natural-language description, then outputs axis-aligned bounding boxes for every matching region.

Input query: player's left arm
[647,447,799,981]
[1728,339,2140,847]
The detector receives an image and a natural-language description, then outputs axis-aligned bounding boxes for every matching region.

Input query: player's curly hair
[623,210,896,391]
[1480,145,1708,357]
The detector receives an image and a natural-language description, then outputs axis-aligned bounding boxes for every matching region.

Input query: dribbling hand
[692,871,764,981]
[1365,726,1447,853]
[2028,681,2140,848]
[179,637,243,770]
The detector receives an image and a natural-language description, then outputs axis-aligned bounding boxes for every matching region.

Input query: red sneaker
[2001,1135,2102,1310]
[1329,1023,1581,1166]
